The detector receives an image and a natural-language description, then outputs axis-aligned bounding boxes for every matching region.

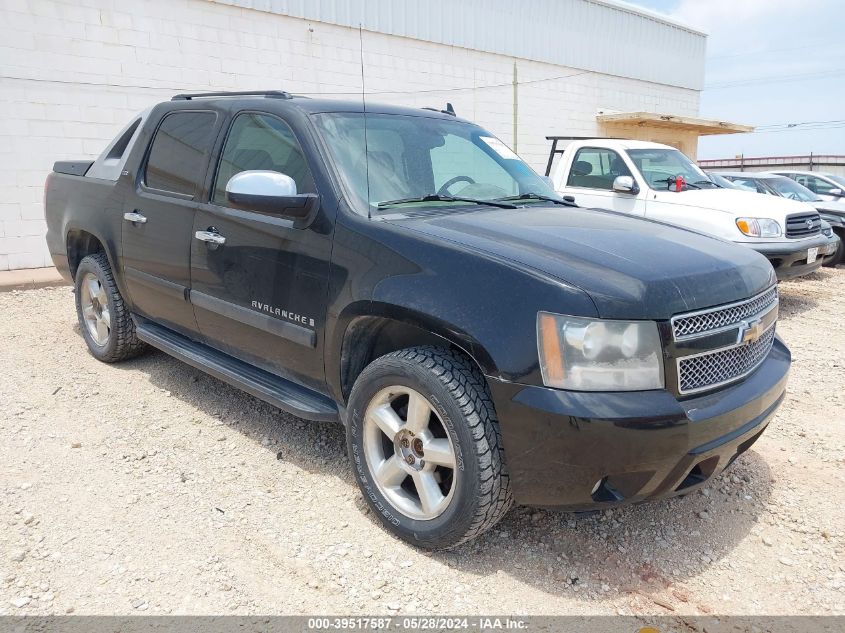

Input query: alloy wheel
[79,272,111,346]
[362,386,457,520]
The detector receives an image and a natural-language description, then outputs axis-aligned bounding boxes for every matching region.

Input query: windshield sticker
[480,136,520,161]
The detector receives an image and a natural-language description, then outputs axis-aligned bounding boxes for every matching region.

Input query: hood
[391,205,776,320]
[814,198,845,218]
[651,187,817,218]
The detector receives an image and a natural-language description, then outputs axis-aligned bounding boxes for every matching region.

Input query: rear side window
[144,111,217,196]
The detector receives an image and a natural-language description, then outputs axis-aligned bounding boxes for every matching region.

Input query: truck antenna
[359,24,372,219]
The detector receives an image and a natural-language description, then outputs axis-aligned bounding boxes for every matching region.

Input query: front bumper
[822,233,841,263]
[747,236,827,280]
[489,337,790,509]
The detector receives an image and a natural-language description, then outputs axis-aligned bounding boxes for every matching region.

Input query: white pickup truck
[547,138,828,280]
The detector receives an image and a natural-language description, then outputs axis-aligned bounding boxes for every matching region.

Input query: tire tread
[369,346,513,548]
[75,253,146,362]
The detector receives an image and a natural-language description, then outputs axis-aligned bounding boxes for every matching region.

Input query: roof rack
[546,135,625,141]
[171,90,293,101]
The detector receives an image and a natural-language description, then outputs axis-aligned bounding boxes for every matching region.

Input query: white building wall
[213,0,708,90]
[0,0,701,271]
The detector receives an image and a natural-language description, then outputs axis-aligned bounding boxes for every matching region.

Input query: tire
[347,346,513,549]
[824,229,844,267]
[74,253,147,362]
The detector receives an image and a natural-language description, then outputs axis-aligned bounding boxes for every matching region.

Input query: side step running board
[134,319,338,423]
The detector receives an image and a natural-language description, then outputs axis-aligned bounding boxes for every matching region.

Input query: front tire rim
[79,272,111,346]
[362,386,457,521]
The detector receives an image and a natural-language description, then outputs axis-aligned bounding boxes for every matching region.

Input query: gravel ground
[1,269,843,616]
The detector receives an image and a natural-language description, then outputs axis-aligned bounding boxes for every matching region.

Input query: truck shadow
[441,450,773,608]
[776,268,835,317]
[102,338,774,609]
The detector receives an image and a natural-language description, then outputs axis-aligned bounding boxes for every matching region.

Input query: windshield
[626,148,710,189]
[707,173,737,189]
[827,174,845,188]
[765,176,820,202]
[312,113,557,213]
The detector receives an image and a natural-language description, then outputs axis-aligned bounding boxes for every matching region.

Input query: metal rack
[171,90,293,101]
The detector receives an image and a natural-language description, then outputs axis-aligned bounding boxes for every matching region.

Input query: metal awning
[596,111,754,136]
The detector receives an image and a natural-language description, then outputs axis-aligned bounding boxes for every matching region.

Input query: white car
[769,170,845,203]
[548,139,828,280]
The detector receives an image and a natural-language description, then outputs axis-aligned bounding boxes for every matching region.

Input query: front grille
[786,212,822,238]
[678,326,776,394]
[672,286,778,339]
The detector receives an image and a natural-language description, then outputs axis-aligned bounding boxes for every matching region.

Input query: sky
[624,0,845,160]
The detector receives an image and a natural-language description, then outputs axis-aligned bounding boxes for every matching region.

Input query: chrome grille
[678,326,776,394]
[785,212,821,238]
[672,286,778,339]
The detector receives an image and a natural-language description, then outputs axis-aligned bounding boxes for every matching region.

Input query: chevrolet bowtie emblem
[740,318,764,343]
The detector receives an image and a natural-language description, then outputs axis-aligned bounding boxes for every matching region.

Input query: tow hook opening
[675,456,720,492]
[590,477,625,503]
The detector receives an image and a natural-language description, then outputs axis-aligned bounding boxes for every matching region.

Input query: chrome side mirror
[225,170,318,220]
[612,175,638,194]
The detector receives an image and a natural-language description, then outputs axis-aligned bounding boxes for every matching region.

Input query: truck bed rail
[53,161,94,177]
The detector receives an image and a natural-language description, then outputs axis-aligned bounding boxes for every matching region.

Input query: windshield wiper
[377,194,517,209]
[693,180,720,188]
[495,192,577,206]
[654,177,701,190]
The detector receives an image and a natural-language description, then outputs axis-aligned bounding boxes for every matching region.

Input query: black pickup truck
[45,91,790,549]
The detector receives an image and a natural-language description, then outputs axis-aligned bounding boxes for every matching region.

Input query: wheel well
[67,230,105,279]
[339,316,484,401]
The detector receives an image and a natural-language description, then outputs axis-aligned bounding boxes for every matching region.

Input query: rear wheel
[74,253,146,362]
[347,346,512,549]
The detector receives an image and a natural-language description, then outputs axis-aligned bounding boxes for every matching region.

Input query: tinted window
[144,111,217,196]
[213,113,315,204]
[567,148,632,190]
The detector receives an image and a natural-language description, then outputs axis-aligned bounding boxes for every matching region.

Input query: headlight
[736,217,781,238]
[537,313,664,391]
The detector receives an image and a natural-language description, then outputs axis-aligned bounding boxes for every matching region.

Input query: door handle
[195,230,226,245]
[123,211,147,224]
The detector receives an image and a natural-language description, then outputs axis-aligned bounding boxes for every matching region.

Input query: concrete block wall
[0,0,700,270]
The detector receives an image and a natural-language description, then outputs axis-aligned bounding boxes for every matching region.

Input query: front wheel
[347,346,513,549]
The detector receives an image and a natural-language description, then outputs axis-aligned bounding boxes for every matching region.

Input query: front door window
[566,147,632,190]
[213,112,316,205]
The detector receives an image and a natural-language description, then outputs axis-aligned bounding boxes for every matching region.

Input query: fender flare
[327,300,500,402]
